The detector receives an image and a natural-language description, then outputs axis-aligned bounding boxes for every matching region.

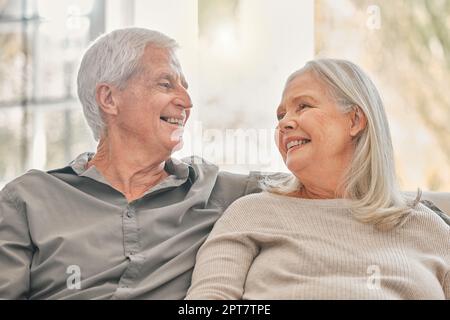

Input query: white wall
[104,0,315,173]
[196,0,315,172]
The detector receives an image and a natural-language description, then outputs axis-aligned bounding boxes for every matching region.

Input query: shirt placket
[112,204,145,299]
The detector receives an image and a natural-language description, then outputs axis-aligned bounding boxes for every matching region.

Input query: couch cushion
[404,191,449,215]
[419,191,450,216]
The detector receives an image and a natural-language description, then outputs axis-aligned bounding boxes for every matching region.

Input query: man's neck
[88,134,169,202]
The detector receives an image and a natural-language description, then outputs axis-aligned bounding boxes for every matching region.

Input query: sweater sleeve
[185,197,259,300]
[0,187,33,299]
[443,271,449,299]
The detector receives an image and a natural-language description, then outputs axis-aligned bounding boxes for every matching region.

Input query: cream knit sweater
[186,192,450,300]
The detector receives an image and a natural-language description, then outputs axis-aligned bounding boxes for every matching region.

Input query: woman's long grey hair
[264,59,421,230]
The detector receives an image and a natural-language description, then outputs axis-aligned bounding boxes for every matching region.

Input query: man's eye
[159,82,172,89]
[277,113,285,121]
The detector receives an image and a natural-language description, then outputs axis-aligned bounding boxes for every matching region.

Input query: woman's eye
[298,104,311,111]
[277,104,311,120]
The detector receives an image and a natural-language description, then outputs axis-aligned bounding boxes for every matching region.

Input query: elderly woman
[186,59,450,300]
[0,28,262,299]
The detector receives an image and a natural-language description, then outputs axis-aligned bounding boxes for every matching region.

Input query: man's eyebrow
[158,72,188,89]
[158,72,173,81]
[181,76,189,90]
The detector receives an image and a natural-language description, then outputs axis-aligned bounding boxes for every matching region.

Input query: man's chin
[169,139,184,154]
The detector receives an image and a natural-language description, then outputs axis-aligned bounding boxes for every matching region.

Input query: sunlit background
[0,0,449,191]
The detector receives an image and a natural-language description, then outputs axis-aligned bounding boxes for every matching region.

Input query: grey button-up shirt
[0,153,262,299]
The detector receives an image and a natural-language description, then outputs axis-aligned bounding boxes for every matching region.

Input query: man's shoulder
[179,156,262,190]
[1,169,55,198]
[216,171,261,193]
[3,169,48,187]
[180,155,218,168]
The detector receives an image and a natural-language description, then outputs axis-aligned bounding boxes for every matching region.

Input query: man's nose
[174,85,193,110]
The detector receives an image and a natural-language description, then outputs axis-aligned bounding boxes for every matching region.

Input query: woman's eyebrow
[276,106,285,114]
[292,94,319,104]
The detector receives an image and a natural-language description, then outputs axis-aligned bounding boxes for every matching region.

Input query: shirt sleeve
[0,187,33,299]
[185,199,259,300]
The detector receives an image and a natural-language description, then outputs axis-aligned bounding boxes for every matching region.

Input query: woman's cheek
[303,110,339,141]
[298,112,318,138]
[274,128,287,160]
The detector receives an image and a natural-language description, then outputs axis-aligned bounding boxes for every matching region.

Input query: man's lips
[160,116,185,127]
[160,109,187,127]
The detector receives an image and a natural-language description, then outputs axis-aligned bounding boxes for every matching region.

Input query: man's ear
[95,83,119,116]
[349,106,367,138]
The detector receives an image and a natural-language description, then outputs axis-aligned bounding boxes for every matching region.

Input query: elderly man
[0,28,262,299]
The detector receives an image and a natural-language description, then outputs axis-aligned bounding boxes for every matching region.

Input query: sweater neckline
[264,191,353,208]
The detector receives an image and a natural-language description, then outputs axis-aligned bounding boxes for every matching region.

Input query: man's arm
[0,187,33,299]
[185,198,259,300]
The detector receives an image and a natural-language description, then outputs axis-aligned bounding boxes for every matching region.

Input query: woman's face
[275,70,358,179]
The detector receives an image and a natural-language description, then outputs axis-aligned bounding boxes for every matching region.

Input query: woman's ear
[95,83,119,116]
[349,106,367,138]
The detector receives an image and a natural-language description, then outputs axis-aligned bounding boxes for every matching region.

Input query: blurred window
[0,0,104,186]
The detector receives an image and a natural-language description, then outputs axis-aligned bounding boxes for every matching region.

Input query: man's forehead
[141,45,176,67]
[139,45,188,88]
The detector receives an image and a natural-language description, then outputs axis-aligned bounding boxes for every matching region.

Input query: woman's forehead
[285,71,321,92]
[283,71,331,100]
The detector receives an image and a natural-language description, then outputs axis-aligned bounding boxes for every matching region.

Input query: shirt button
[126,211,133,218]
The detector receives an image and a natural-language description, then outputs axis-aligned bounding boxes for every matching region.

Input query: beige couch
[412,191,450,216]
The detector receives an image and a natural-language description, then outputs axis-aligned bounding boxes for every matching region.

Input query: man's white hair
[264,58,421,230]
[77,27,179,141]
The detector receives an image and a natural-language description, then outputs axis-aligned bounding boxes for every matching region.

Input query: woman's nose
[279,117,297,132]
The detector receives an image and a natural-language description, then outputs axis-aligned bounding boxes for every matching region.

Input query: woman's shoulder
[408,202,450,227]
[401,203,449,249]
[226,192,280,211]
[216,192,282,231]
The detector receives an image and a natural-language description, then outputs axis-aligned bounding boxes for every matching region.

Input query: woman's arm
[186,198,259,300]
[444,271,449,299]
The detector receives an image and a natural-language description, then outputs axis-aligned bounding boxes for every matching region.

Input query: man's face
[112,45,192,156]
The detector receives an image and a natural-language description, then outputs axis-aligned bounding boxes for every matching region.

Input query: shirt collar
[69,152,194,194]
